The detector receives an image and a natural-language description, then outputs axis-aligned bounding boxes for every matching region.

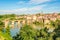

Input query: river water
[10,21,22,37]
[4,21,54,37]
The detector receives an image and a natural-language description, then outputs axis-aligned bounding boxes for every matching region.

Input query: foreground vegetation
[13,24,60,40]
[0,23,60,40]
[0,14,60,40]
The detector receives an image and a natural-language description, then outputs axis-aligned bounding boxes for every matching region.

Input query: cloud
[18,1,26,5]
[29,0,51,4]
[18,0,51,5]
[0,4,47,14]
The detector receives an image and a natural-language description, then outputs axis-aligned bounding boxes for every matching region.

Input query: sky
[0,0,60,14]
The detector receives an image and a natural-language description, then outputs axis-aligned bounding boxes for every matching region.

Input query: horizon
[0,0,60,14]
[0,12,60,15]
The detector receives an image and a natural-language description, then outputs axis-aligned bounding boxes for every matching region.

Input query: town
[2,13,60,28]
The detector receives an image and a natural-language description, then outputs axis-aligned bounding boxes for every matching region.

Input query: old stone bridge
[3,19,27,28]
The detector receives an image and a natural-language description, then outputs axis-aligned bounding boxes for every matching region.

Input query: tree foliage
[13,25,55,40]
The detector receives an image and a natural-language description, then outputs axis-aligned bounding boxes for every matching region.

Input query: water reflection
[10,21,22,37]
[10,27,20,37]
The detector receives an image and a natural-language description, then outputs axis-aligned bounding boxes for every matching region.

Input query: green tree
[13,25,55,40]
[13,24,37,40]
[0,21,4,31]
